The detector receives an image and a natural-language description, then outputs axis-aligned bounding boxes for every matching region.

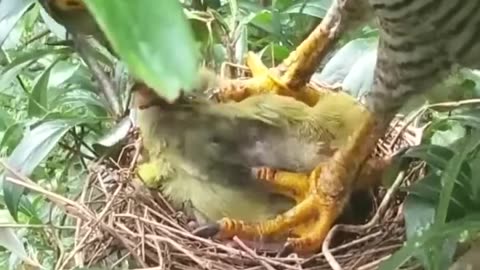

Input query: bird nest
[51,113,424,270]
[4,90,418,269]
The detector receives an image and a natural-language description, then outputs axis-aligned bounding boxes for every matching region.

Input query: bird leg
[214,52,328,106]
[195,112,380,254]
[213,0,357,107]
[252,152,391,206]
[252,167,310,203]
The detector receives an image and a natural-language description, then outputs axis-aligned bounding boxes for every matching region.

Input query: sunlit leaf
[38,5,66,39]
[0,47,72,91]
[0,0,33,46]
[314,38,378,98]
[2,119,85,220]
[83,0,199,102]
[92,116,132,155]
[0,210,32,264]
[429,122,466,147]
[379,214,480,270]
[28,59,60,117]
[49,61,80,88]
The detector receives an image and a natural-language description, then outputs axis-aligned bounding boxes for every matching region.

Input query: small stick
[232,237,276,270]
[323,171,405,269]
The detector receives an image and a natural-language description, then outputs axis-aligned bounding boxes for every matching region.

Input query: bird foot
[213,52,325,106]
[195,112,379,254]
[193,160,348,254]
[194,170,344,254]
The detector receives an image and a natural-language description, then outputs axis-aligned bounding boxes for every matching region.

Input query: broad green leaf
[249,11,275,35]
[469,154,480,204]
[314,38,378,98]
[0,195,41,224]
[83,0,199,102]
[3,119,85,220]
[259,43,291,64]
[429,122,466,147]
[341,49,377,98]
[38,5,66,39]
[237,1,264,14]
[49,61,80,88]
[28,59,60,117]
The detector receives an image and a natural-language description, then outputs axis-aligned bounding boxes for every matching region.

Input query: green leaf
[403,194,444,269]
[0,0,33,46]
[249,11,275,35]
[282,0,332,18]
[83,0,199,102]
[404,195,436,240]
[38,5,67,39]
[406,173,472,220]
[435,132,480,225]
[51,90,107,115]
[28,58,60,117]
[49,61,80,88]
[0,123,25,154]
[314,38,378,98]
[429,122,466,147]
[0,210,28,262]
[259,43,291,64]
[403,145,471,189]
[92,116,131,156]
[0,110,14,131]
[2,119,85,220]
[0,47,72,91]
[379,214,480,270]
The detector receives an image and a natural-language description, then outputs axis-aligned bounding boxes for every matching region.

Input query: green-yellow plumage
[134,83,369,225]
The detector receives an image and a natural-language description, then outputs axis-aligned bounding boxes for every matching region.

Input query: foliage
[1,0,480,269]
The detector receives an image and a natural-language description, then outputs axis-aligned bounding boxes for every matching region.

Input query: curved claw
[192,223,221,238]
[276,242,294,257]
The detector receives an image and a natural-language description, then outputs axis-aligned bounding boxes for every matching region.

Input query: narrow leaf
[0,0,33,46]
[0,48,72,90]
[379,215,480,269]
[2,119,84,220]
[28,59,60,117]
[435,133,480,225]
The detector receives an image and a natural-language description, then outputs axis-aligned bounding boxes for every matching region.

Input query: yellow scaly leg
[195,111,378,254]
